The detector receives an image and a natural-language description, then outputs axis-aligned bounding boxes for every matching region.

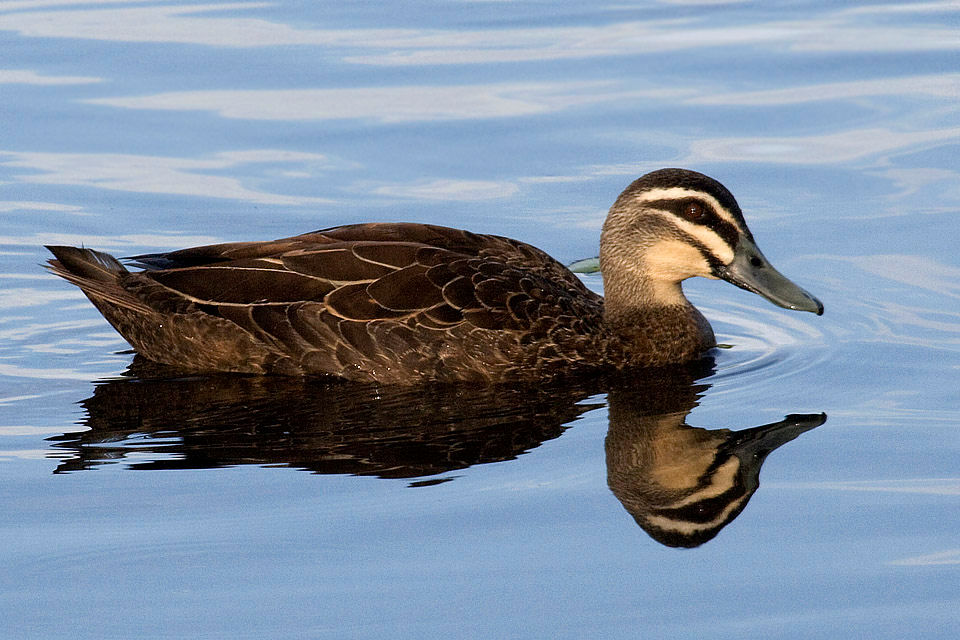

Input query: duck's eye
[681,201,706,222]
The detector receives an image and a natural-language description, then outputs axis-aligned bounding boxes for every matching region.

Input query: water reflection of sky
[1,1,958,224]
[1,1,959,638]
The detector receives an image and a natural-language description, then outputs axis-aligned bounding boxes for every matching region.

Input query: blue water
[2,1,959,638]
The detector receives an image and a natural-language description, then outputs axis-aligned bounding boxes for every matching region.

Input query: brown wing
[120,223,603,381]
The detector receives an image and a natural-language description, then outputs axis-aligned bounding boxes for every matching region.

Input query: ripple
[890,548,960,566]
[810,255,960,353]
[0,287,84,309]
[696,297,831,390]
[0,318,106,342]
[0,425,81,436]
[0,362,120,381]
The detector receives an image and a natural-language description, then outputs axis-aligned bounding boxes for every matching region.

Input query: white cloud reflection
[0,69,101,84]
[834,255,960,301]
[0,0,147,10]
[840,1,960,17]
[685,127,960,165]
[0,2,955,62]
[0,200,86,213]
[343,20,960,66]
[0,287,84,309]
[0,424,73,436]
[0,448,65,460]
[82,73,959,172]
[0,318,105,341]
[890,549,960,566]
[657,0,748,4]
[86,81,635,122]
[0,149,336,205]
[372,179,519,201]
[777,478,960,496]
[0,3,418,47]
[690,73,960,105]
[2,232,220,250]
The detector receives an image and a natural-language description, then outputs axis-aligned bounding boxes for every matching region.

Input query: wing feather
[281,247,395,281]
[148,266,335,305]
[366,265,441,312]
[78,222,604,379]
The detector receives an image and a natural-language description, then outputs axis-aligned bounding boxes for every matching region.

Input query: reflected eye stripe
[642,490,750,543]
[645,464,751,536]
[638,461,753,545]
[655,484,748,524]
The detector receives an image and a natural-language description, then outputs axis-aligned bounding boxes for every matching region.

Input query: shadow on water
[49,357,825,547]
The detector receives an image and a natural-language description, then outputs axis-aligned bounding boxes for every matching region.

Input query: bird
[46,168,823,383]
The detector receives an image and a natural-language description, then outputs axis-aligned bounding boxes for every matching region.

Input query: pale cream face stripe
[632,187,744,230]
[627,187,740,267]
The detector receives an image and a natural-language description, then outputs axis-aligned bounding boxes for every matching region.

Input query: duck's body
[46,169,822,383]
[46,222,712,383]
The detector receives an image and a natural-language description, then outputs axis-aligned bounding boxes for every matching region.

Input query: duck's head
[600,168,823,315]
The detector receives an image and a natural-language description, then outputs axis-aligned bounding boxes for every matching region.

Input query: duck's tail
[45,245,151,313]
[46,245,127,281]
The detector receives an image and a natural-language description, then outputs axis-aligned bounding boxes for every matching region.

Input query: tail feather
[45,245,152,313]
[45,245,129,282]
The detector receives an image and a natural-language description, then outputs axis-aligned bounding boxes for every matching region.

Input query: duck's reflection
[49,357,824,547]
[606,384,823,547]
[51,359,604,479]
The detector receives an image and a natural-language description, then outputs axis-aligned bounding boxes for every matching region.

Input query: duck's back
[49,223,606,383]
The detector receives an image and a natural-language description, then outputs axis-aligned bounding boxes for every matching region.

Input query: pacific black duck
[46,168,823,383]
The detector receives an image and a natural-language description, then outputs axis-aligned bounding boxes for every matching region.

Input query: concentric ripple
[695,296,831,391]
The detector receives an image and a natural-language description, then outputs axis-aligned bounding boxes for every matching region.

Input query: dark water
[2,1,959,638]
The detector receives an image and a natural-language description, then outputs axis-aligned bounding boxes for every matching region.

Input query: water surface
[2,1,959,638]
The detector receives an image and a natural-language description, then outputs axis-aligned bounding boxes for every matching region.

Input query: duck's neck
[599,259,716,365]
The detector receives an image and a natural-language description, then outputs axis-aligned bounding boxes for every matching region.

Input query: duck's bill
[726,412,827,462]
[715,238,824,315]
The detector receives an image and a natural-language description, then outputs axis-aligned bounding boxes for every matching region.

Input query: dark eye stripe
[674,231,726,273]
[643,198,742,250]
[711,219,741,250]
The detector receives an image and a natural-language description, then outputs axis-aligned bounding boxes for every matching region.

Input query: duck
[46,168,822,383]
